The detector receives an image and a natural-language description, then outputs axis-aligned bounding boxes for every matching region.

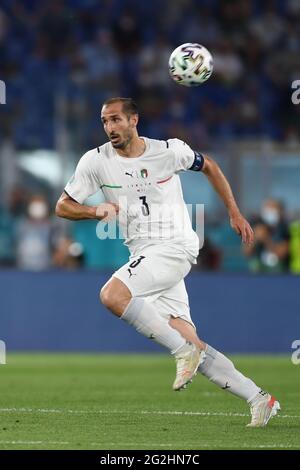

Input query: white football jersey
[64,137,204,262]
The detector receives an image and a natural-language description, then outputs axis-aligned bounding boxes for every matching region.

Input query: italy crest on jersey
[141,169,148,178]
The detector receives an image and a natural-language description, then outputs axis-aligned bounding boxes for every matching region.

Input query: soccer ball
[168,43,213,87]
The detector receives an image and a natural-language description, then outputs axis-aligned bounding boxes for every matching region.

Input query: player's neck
[115,136,146,158]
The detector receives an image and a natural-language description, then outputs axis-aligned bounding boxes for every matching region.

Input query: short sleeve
[64,150,100,203]
[167,138,204,173]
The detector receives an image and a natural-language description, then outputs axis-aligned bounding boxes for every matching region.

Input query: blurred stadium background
[1,0,300,452]
[0,0,299,354]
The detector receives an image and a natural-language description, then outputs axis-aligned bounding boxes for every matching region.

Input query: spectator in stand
[244,199,290,273]
[16,194,54,271]
[52,237,85,270]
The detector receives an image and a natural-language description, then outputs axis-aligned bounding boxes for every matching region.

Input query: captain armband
[189,151,205,172]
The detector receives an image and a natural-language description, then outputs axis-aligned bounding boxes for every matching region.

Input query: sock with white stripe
[121,297,187,355]
[199,345,260,402]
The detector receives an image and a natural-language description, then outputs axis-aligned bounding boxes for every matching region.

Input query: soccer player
[56,97,280,427]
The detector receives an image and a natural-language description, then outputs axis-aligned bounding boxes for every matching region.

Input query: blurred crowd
[0,189,85,270]
[0,0,299,151]
[1,187,300,273]
[197,198,300,273]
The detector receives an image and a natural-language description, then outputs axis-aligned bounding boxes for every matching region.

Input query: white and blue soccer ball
[168,43,213,86]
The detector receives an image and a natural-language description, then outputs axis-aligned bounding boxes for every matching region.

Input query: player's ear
[131,113,139,127]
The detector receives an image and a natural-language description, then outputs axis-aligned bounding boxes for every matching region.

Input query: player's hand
[229,211,254,246]
[95,202,119,222]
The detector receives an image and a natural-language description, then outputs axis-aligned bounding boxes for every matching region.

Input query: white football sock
[199,345,260,402]
[121,297,187,355]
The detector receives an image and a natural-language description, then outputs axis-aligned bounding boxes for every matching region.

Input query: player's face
[101,103,137,149]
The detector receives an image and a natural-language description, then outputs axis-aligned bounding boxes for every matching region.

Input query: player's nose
[105,121,115,134]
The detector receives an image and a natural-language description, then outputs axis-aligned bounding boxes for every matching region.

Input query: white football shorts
[111,244,195,328]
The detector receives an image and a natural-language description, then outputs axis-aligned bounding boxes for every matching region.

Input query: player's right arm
[55,149,119,221]
[55,192,119,221]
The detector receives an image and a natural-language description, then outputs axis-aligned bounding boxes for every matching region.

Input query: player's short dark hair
[102,97,138,117]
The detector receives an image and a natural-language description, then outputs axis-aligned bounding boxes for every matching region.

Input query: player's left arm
[202,155,254,245]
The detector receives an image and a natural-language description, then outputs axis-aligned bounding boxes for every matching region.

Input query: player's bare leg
[100,277,205,390]
[100,277,132,318]
[169,317,206,350]
[169,316,280,426]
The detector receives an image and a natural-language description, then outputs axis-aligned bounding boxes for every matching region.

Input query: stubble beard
[111,130,133,150]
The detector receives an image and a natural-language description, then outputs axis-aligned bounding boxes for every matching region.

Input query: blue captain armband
[189,151,205,172]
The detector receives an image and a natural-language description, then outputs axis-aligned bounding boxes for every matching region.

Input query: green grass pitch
[0,354,299,450]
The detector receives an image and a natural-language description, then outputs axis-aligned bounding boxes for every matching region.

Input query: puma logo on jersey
[127,268,137,278]
[125,171,134,177]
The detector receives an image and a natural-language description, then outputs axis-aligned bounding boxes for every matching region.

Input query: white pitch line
[255,444,296,448]
[91,443,297,449]
[140,411,300,419]
[0,441,297,449]
[0,441,70,445]
[0,407,299,419]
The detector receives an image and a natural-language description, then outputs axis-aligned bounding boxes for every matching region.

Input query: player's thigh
[112,246,191,298]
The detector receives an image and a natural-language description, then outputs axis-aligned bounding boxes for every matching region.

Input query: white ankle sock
[199,345,260,402]
[121,297,186,355]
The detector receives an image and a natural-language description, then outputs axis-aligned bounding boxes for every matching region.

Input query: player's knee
[99,281,132,315]
[99,284,113,309]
